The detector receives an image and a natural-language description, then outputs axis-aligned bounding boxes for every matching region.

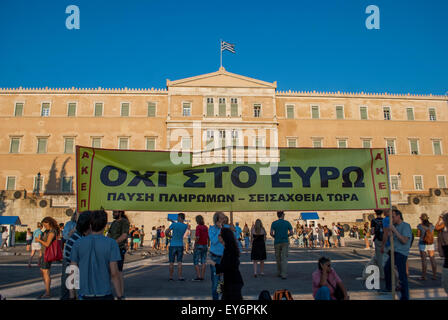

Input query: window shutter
[10,138,20,153]
[64,138,74,154]
[148,103,156,117]
[231,103,238,117]
[121,103,130,117]
[406,108,414,120]
[360,107,368,120]
[38,139,47,153]
[336,106,344,119]
[15,103,23,116]
[95,103,103,116]
[68,103,76,117]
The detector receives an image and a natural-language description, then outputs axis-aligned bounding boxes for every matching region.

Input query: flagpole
[220,39,222,69]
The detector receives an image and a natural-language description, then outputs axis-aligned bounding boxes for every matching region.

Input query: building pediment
[167,67,277,89]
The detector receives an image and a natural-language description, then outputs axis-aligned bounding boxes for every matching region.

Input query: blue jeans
[315,286,331,300]
[168,246,184,263]
[209,253,222,300]
[385,251,409,300]
[193,245,208,265]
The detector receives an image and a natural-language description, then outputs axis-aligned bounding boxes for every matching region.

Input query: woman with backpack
[417,213,437,280]
[35,217,60,299]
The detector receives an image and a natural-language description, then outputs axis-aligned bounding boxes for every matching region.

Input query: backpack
[423,226,434,245]
[258,290,272,301]
[273,289,293,300]
[328,229,333,237]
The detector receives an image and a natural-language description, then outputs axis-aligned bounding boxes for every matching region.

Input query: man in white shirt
[332,223,339,248]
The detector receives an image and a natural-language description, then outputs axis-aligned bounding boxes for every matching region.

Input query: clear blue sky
[0,0,447,94]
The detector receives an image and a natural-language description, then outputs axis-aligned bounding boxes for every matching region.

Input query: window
[14,103,24,117]
[33,175,44,193]
[362,140,371,148]
[92,137,101,148]
[409,139,419,155]
[313,139,322,148]
[146,137,156,151]
[386,139,396,155]
[253,104,261,117]
[67,103,76,117]
[360,106,368,120]
[219,130,226,147]
[383,107,391,120]
[41,103,50,116]
[336,106,344,119]
[205,130,215,149]
[231,98,238,117]
[433,140,442,155]
[206,98,214,116]
[147,102,156,117]
[391,176,399,190]
[219,98,226,117]
[437,176,447,188]
[6,176,16,190]
[118,138,129,150]
[37,138,47,154]
[121,103,130,117]
[231,130,239,146]
[287,138,297,148]
[182,102,191,116]
[94,103,103,117]
[338,139,347,148]
[61,176,73,193]
[311,106,320,119]
[429,108,437,121]
[64,138,74,154]
[10,138,20,153]
[406,108,414,121]
[182,137,191,150]
[286,105,294,119]
[414,176,423,190]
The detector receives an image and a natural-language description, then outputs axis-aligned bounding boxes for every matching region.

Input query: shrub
[15,231,26,243]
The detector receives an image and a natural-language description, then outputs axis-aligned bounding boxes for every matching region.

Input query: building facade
[1,68,447,229]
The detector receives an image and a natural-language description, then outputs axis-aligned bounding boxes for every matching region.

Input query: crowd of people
[12,207,448,301]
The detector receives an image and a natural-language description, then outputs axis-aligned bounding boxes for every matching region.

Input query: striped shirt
[64,231,82,262]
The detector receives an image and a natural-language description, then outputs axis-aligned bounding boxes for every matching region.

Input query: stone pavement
[1,239,447,300]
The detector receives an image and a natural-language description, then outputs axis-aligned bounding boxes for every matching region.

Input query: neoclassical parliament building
[1,68,447,229]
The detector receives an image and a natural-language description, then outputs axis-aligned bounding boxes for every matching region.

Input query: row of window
[11,101,441,120]
[7,135,444,155]
[4,174,446,192]
[285,137,443,155]
[13,102,158,117]
[5,175,73,193]
[285,105,438,121]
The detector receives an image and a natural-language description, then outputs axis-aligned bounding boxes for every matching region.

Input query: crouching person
[70,210,124,300]
[312,257,349,300]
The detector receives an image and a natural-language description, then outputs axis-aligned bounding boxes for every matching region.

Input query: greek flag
[221,41,235,53]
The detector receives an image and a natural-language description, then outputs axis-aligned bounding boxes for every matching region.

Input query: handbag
[328,279,345,301]
[44,235,63,262]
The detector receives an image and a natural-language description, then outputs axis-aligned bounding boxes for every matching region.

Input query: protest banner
[76,147,390,212]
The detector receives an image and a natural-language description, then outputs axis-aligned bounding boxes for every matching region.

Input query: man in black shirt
[371,210,385,279]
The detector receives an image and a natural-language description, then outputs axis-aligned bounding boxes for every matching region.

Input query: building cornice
[276,90,447,101]
[0,87,168,95]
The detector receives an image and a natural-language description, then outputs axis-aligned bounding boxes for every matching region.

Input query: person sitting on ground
[312,257,349,300]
